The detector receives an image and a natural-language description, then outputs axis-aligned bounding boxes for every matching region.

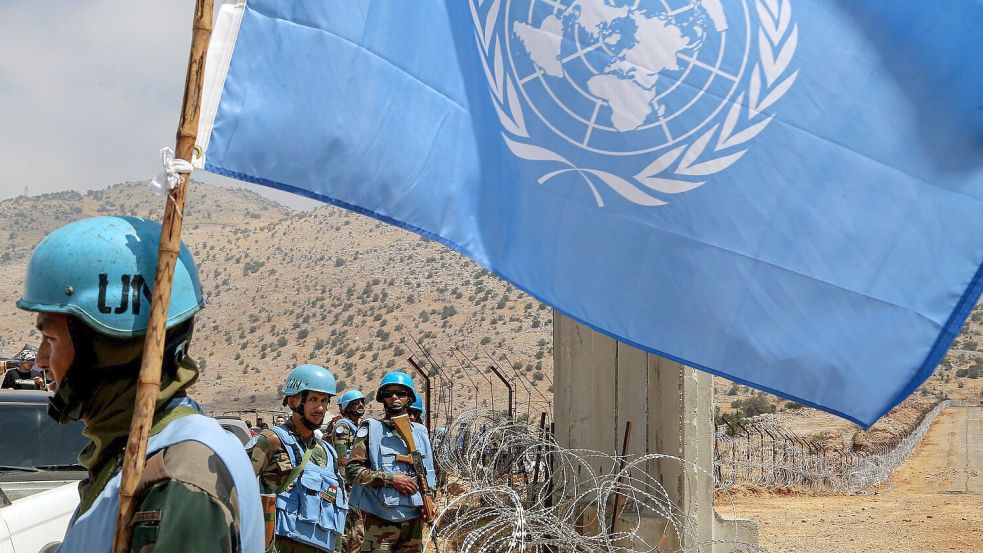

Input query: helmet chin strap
[384,404,408,417]
[291,391,321,431]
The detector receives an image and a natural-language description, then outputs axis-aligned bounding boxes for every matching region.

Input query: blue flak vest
[332,418,358,457]
[336,417,358,435]
[269,425,348,551]
[57,397,264,553]
[348,419,436,523]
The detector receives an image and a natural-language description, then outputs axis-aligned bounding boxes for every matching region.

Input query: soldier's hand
[391,474,418,495]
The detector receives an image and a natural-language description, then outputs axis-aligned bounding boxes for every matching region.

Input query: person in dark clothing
[0,360,44,390]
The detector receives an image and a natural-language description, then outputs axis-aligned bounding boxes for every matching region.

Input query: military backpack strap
[275,443,315,495]
[150,406,200,434]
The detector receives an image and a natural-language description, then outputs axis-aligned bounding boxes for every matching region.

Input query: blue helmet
[284,364,337,398]
[339,389,366,410]
[409,395,425,418]
[376,371,417,403]
[16,216,203,338]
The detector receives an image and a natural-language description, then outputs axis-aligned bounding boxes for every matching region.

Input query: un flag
[196,0,983,427]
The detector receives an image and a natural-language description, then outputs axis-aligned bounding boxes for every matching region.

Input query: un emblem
[472,0,798,207]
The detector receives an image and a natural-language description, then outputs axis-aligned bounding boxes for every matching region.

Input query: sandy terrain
[723,406,983,552]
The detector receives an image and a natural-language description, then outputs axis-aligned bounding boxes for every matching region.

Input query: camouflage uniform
[361,513,424,553]
[248,418,336,553]
[128,441,244,552]
[345,419,424,553]
[329,418,357,463]
[75,410,245,552]
[330,418,364,553]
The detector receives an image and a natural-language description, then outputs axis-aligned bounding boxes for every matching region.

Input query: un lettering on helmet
[16,216,204,338]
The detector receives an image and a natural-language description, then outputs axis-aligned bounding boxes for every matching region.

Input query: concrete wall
[553,314,757,552]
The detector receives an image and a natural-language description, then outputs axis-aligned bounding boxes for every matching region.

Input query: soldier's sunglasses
[378,390,409,400]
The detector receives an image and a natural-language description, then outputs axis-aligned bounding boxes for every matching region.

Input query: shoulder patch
[356,426,369,438]
[335,426,348,435]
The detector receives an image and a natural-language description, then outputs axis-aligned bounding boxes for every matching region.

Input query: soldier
[331,389,367,552]
[406,395,443,493]
[346,372,436,553]
[407,395,424,425]
[0,355,44,390]
[248,364,348,552]
[332,390,366,458]
[16,216,263,552]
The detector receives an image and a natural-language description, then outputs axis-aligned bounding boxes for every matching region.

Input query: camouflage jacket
[246,418,333,494]
[76,440,243,552]
[329,417,360,464]
[344,419,392,488]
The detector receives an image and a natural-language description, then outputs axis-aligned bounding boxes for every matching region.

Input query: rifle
[390,414,437,522]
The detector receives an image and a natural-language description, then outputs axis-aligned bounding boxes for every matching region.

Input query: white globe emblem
[473,0,799,207]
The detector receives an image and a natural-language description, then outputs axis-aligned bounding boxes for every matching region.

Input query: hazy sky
[0,0,319,210]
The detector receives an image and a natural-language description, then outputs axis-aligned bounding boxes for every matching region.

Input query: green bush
[730,394,776,417]
[715,411,749,436]
[242,260,265,276]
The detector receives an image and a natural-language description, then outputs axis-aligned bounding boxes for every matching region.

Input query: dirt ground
[721,406,983,553]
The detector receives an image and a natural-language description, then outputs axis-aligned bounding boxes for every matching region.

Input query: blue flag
[196,0,983,427]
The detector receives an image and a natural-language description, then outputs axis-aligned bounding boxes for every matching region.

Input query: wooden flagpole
[112,1,213,550]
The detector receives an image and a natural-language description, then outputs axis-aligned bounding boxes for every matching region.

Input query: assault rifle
[390,414,437,522]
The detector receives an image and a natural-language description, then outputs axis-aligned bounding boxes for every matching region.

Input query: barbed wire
[427,410,760,553]
[714,399,959,493]
[424,400,972,550]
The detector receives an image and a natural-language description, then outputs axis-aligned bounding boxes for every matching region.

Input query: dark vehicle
[0,390,88,500]
[0,390,88,551]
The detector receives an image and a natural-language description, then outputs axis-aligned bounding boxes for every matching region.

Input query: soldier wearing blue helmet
[16,216,263,553]
[330,389,366,552]
[346,371,436,552]
[332,390,367,457]
[407,395,425,425]
[247,364,349,552]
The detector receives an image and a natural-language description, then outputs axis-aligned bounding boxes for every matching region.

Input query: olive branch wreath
[470,0,799,207]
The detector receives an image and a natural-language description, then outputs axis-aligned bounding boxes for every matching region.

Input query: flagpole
[112,1,213,551]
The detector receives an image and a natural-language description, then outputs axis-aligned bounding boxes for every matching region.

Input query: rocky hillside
[1,181,979,439]
[0,182,553,422]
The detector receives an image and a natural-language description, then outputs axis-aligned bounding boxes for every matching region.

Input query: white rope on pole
[150,147,193,195]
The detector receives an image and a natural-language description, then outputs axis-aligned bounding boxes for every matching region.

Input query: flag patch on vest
[319,485,338,504]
